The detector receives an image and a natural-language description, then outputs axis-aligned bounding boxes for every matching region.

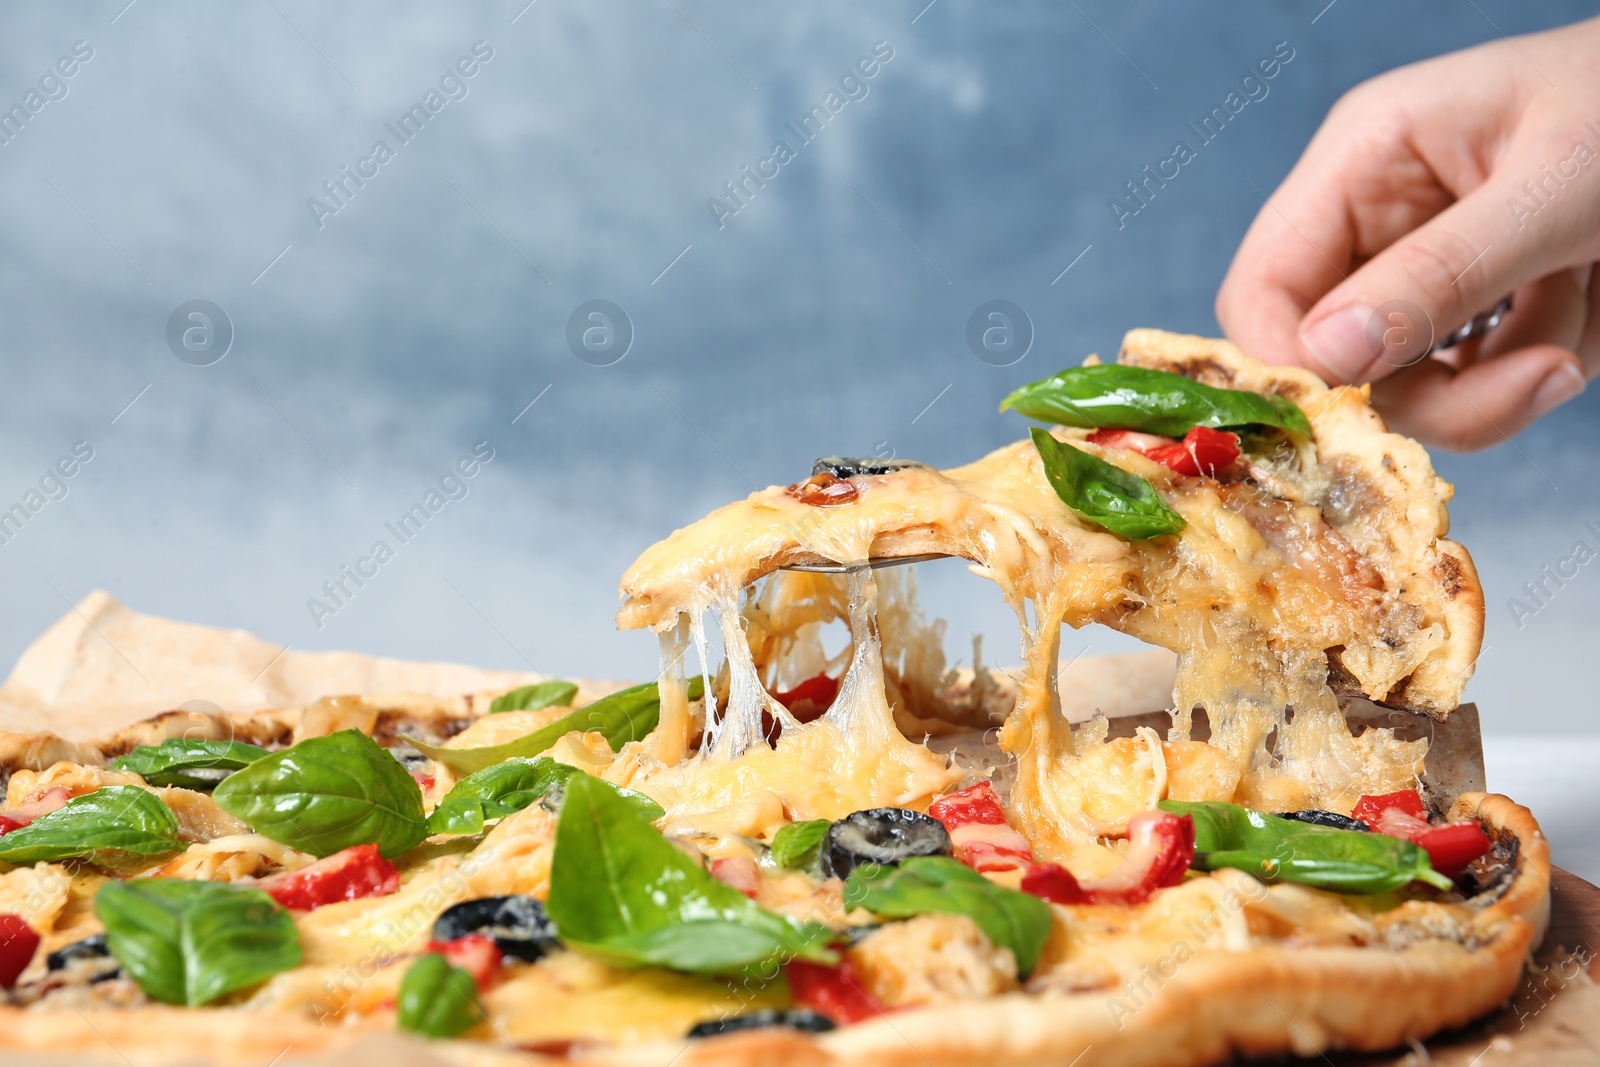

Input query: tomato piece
[929,783,1033,872]
[0,914,39,989]
[1415,822,1492,877]
[773,673,838,723]
[784,472,858,507]
[1020,862,1089,904]
[928,782,1008,827]
[423,934,502,990]
[710,856,762,899]
[1021,811,1193,906]
[257,843,399,911]
[1087,426,1238,477]
[0,787,71,835]
[1353,790,1427,826]
[409,770,436,792]
[1373,805,1432,842]
[1086,428,1173,453]
[785,957,884,1024]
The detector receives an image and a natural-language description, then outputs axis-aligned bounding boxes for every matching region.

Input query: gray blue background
[0,2,1595,864]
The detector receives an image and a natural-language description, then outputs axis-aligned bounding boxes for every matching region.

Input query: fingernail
[1529,363,1587,421]
[1298,305,1376,383]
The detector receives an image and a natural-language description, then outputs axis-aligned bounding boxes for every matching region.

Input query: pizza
[0,329,1548,1067]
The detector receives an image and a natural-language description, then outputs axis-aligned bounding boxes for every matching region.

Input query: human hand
[1216,17,1600,450]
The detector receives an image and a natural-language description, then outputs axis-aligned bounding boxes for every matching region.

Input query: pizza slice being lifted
[0,329,1547,1067]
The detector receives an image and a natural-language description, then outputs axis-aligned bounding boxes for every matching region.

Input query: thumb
[1294,171,1583,384]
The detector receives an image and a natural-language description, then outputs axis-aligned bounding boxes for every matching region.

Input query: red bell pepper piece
[785,956,884,1024]
[1088,426,1239,477]
[929,782,1034,872]
[0,914,39,989]
[423,933,502,990]
[773,673,838,723]
[1021,810,1194,906]
[1414,822,1492,876]
[1352,790,1427,827]
[0,787,71,835]
[1352,789,1491,878]
[256,843,399,911]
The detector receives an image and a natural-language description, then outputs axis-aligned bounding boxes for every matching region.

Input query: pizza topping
[397,953,483,1038]
[545,774,834,976]
[1020,809,1194,905]
[213,729,428,860]
[45,933,120,985]
[1162,800,1454,892]
[710,856,762,898]
[1087,425,1241,477]
[824,808,953,879]
[0,914,40,989]
[785,471,859,507]
[110,739,269,790]
[254,843,399,911]
[770,818,831,869]
[928,782,1034,872]
[1353,790,1491,877]
[687,1008,837,1038]
[1410,822,1493,877]
[406,678,701,776]
[94,879,301,1006]
[811,456,928,479]
[0,786,70,833]
[427,757,661,837]
[422,933,502,989]
[432,895,561,963]
[845,913,1020,1007]
[772,672,838,721]
[1029,427,1187,541]
[0,786,186,866]
[1280,809,1370,832]
[784,957,884,1024]
[488,679,579,713]
[1001,363,1311,438]
[841,856,1052,976]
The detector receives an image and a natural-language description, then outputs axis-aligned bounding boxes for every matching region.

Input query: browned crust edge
[0,793,1544,1067]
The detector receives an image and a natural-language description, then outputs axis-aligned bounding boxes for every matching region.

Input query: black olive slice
[432,895,561,962]
[46,934,121,983]
[1280,810,1370,832]
[811,457,927,479]
[687,1008,837,1038]
[824,808,952,879]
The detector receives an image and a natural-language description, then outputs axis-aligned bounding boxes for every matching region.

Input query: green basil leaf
[0,786,186,865]
[842,856,1052,976]
[1159,800,1453,893]
[770,819,830,869]
[406,677,703,777]
[397,953,483,1038]
[1030,427,1186,540]
[1003,364,1312,438]
[213,729,427,859]
[95,878,301,1005]
[111,738,269,789]
[426,756,663,836]
[489,680,580,713]
[546,773,834,977]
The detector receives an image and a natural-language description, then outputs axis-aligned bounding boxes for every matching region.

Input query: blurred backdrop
[0,2,1595,861]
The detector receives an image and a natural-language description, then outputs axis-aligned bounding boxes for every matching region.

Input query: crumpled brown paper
[0,590,551,741]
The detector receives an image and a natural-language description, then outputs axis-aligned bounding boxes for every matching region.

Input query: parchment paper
[0,590,552,741]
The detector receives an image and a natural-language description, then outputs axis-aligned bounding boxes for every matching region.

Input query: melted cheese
[616,429,1434,861]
